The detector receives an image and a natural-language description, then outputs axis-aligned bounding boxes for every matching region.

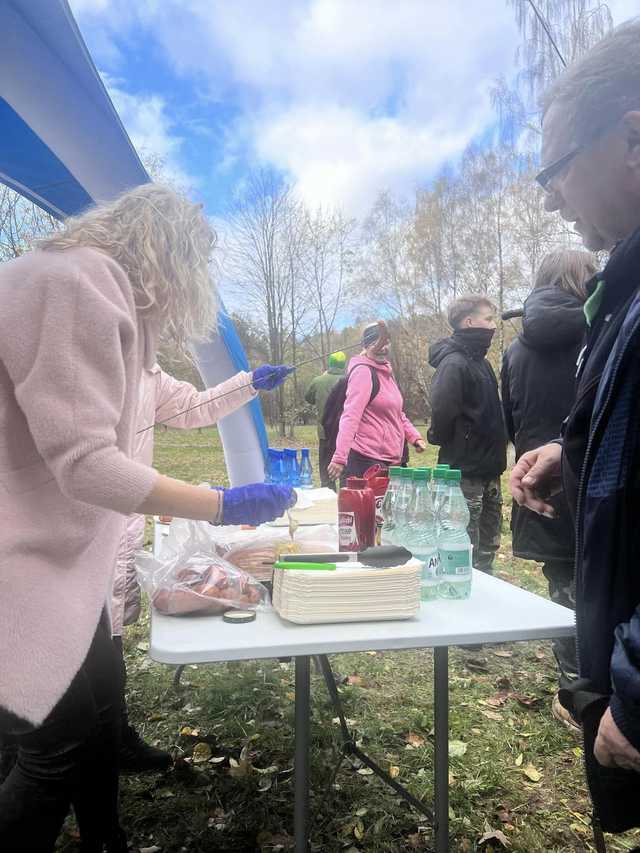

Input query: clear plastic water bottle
[392,468,414,545]
[283,448,301,487]
[299,448,314,489]
[438,469,473,600]
[405,468,440,601]
[431,468,449,520]
[381,466,403,545]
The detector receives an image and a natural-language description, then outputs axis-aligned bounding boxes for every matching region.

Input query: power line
[526,0,567,68]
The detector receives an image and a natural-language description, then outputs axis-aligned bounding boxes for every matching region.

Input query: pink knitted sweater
[0,247,159,725]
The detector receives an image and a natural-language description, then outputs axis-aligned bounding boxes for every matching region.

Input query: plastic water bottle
[381,466,403,545]
[266,448,284,484]
[405,469,440,601]
[391,468,414,545]
[431,468,449,520]
[438,469,473,600]
[283,448,301,487]
[299,448,314,488]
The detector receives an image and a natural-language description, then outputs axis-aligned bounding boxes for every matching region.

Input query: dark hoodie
[501,285,586,562]
[427,332,507,478]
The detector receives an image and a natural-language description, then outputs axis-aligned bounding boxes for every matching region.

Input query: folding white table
[149,522,574,853]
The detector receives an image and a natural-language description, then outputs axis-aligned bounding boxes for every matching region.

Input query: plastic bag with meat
[136,521,269,616]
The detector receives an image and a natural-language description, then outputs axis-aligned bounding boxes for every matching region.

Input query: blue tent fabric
[0,0,268,484]
[0,97,93,217]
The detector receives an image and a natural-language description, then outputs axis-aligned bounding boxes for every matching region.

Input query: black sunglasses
[535,146,583,192]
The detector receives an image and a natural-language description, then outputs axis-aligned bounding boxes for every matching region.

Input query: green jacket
[305,367,345,439]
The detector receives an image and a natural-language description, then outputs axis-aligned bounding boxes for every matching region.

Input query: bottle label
[374,494,385,525]
[338,511,358,550]
[439,545,472,576]
[417,548,440,581]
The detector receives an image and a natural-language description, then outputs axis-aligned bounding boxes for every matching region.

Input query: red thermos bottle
[338,477,376,552]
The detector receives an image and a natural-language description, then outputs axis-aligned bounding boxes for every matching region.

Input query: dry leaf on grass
[481,710,503,722]
[493,649,513,658]
[389,765,400,779]
[514,753,523,767]
[448,740,468,758]
[522,763,542,782]
[405,732,425,748]
[192,742,212,763]
[478,827,511,848]
[347,675,364,686]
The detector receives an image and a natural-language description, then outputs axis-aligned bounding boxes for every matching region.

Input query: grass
[58,425,640,853]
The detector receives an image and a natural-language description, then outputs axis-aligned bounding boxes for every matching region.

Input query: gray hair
[534,249,599,302]
[543,19,640,146]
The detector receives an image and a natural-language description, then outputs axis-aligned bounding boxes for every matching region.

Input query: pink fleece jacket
[111,366,257,635]
[332,355,421,465]
[0,247,159,726]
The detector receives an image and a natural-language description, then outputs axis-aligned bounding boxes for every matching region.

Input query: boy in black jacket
[428,295,507,574]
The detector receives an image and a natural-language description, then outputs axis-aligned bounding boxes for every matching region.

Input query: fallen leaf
[229,746,252,779]
[179,726,193,737]
[353,820,365,840]
[139,847,162,853]
[448,740,468,758]
[389,765,400,779]
[496,805,513,824]
[208,756,225,765]
[258,775,272,792]
[154,788,174,799]
[357,767,374,776]
[285,692,296,701]
[355,807,368,817]
[254,764,278,775]
[192,742,212,763]
[366,651,377,656]
[493,650,513,658]
[347,675,364,686]
[514,753,523,767]
[405,732,425,748]
[514,694,541,709]
[148,712,166,722]
[481,710,503,722]
[407,832,423,849]
[478,827,510,848]
[534,648,546,660]
[572,746,583,758]
[136,641,150,652]
[522,763,542,782]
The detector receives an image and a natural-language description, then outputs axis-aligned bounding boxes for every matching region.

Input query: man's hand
[595,707,640,772]
[327,461,344,482]
[509,442,562,517]
[414,439,427,453]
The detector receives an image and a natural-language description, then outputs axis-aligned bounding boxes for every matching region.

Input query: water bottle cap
[433,469,448,480]
[411,468,430,481]
[445,469,462,482]
[434,464,450,470]
[301,448,310,456]
[399,468,413,478]
[388,466,404,477]
[284,448,297,457]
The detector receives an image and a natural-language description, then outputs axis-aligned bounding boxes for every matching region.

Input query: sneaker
[119,726,172,774]
[551,692,581,734]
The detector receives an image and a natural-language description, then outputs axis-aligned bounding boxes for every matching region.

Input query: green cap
[434,463,450,470]
[445,469,462,482]
[412,468,430,481]
[328,351,346,369]
[400,468,413,478]
[433,468,448,480]
[389,466,404,477]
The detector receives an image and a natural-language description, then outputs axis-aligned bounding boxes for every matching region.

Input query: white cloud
[102,74,196,190]
[69,0,640,216]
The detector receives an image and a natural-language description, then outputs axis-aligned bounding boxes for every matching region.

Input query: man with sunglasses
[510,19,640,837]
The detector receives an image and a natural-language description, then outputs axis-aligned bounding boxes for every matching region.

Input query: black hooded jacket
[427,334,507,478]
[501,286,586,563]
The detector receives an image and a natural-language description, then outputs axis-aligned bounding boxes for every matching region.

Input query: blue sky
[70,0,637,220]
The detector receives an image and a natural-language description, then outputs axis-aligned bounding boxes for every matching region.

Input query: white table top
[149,520,574,664]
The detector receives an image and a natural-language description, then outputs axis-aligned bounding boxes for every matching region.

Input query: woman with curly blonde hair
[0,184,294,852]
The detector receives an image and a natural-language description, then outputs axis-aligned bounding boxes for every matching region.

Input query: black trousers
[340,448,399,487]
[460,476,503,575]
[542,560,578,688]
[0,615,124,852]
[318,438,335,491]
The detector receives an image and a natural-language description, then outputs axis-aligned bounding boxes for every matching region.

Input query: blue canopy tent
[0,0,268,485]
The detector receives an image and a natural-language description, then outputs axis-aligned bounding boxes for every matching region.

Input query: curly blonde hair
[38,184,217,349]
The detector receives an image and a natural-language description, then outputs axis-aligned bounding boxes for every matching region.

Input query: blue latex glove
[252,364,295,391]
[221,483,297,526]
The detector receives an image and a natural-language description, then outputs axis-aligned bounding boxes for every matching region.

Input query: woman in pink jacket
[0,185,294,853]
[114,364,283,773]
[327,323,426,483]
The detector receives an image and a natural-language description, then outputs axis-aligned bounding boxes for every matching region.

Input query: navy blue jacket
[561,229,640,830]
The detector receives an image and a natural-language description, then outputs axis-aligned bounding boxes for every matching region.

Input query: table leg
[434,647,449,853]
[294,655,311,853]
